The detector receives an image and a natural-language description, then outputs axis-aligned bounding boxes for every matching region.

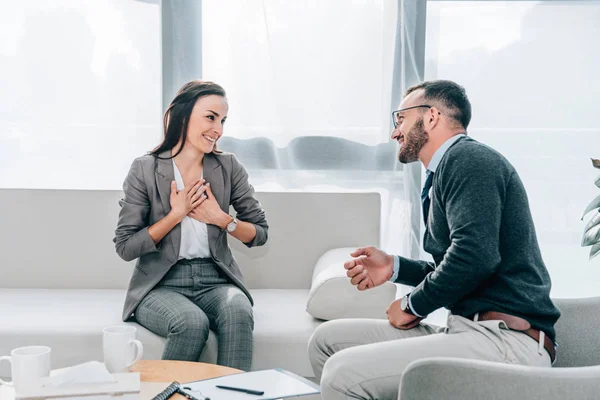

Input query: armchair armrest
[400,357,600,400]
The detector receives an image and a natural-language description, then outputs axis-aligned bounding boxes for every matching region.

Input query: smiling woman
[113,80,269,371]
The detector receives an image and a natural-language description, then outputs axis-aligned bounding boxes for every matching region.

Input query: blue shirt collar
[426,134,466,173]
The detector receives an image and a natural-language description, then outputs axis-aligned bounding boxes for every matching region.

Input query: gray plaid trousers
[135,258,253,371]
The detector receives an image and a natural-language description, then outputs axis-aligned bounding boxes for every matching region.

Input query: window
[201,1,410,256]
[0,0,161,190]
[425,0,600,296]
[202,0,389,147]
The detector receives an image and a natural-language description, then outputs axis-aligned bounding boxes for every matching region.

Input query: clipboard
[181,369,320,400]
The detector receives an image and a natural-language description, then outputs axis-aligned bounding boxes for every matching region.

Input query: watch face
[227,219,237,232]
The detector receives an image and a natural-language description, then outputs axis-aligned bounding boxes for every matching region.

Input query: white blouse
[172,160,211,259]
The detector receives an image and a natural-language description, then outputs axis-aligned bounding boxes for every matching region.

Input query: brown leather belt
[467,311,556,363]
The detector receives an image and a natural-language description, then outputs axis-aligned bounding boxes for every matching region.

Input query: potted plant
[581,158,600,260]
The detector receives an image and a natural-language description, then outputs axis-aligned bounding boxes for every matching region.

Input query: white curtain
[425,0,600,297]
[394,0,428,260]
[0,0,162,190]
[199,0,422,258]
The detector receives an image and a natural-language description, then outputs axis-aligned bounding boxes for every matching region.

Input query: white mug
[0,346,51,390]
[103,326,143,373]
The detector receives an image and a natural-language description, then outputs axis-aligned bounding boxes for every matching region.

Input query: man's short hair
[406,80,472,129]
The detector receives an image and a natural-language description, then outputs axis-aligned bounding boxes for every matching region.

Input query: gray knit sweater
[397,136,560,341]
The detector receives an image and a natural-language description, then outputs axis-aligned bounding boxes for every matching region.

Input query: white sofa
[0,189,381,378]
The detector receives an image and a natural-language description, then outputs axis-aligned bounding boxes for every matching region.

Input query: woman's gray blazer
[113,150,268,321]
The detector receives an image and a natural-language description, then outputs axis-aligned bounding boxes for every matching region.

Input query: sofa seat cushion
[0,288,322,378]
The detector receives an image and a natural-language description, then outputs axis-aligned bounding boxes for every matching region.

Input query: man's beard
[398,118,428,164]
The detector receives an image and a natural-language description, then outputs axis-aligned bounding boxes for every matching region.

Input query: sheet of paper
[46,361,116,387]
[16,372,139,399]
[182,369,319,400]
[53,395,139,400]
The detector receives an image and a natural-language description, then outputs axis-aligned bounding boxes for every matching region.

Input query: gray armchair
[400,297,600,400]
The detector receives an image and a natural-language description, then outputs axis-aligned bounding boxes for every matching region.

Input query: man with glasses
[308,80,560,400]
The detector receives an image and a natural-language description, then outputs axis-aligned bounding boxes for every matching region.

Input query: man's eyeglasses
[391,105,434,129]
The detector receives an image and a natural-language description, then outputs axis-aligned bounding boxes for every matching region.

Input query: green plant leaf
[592,158,600,169]
[582,224,600,246]
[590,242,600,260]
[584,211,600,233]
[582,193,600,219]
[595,174,600,188]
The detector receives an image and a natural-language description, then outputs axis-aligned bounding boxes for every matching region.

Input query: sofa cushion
[0,288,322,378]
[306,248,397,320]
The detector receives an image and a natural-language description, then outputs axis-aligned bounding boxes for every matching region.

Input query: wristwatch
[400,294,416,316]
[226,216,238,233]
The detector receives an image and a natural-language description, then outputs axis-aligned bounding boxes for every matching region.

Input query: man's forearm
[393,256,436,286]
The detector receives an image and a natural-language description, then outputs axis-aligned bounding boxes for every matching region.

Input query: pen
[216,384,265,395]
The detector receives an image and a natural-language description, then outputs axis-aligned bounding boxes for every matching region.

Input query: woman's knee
[171,309,210,340]
[216,291,254,328]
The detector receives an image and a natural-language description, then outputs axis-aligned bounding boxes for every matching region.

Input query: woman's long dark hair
[151,80,226,159]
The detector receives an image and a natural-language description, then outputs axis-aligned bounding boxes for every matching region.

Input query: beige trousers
[308,314,551,400]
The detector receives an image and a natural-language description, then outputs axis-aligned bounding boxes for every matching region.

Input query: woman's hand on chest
[169,179,207,221]
[188,182,231,228]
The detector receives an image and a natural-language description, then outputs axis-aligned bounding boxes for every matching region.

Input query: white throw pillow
[306,247,398,320]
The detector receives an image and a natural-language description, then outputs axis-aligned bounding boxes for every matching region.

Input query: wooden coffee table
[133,360,242,382]
[133,360,243,399]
